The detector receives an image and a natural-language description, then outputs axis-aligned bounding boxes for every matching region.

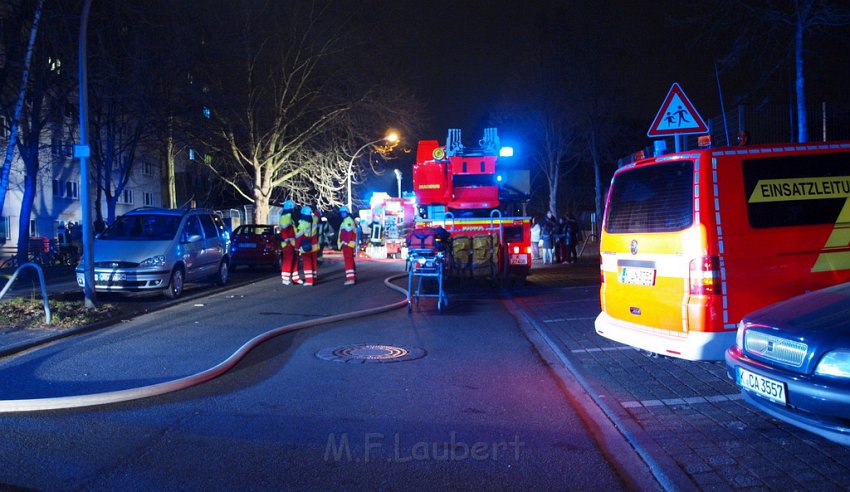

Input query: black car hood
[744,282,850,339]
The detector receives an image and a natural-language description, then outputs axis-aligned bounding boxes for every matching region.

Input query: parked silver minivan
[76,208,231,298]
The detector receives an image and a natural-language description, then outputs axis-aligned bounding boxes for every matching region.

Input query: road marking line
[621,393,743,408]
[571,346,634,353]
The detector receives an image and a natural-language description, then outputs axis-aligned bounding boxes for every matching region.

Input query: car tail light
[512,245,519,254]
[689,256,721,295]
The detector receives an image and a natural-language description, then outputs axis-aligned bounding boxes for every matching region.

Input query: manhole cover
[316,344,426,364]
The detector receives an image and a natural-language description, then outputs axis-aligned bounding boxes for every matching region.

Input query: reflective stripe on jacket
[338,216,356,249]
[296,215,320,253]
[279,212,296,247]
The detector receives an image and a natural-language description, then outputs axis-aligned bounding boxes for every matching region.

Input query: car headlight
[815,350,850,378]
[736,321,745,348]
[139,255,166,268]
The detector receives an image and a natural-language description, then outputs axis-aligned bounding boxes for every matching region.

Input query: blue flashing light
[499,147,514,157]
[203,106,211,119]
[496,175,503,182]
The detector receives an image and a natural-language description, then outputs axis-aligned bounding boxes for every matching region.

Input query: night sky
[344,0,850,195]
[369,1,704,136]
[356,0,850,139]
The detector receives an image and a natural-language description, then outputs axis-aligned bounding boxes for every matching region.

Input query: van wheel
[164,267,185,299]
[214,259,229,286]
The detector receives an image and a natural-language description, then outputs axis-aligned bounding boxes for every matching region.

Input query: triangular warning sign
[647,83,708,137]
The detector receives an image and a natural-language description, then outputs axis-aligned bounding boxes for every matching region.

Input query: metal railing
[0,262,51,324]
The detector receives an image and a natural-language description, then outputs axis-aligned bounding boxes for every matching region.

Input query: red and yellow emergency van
[595,142,850,360]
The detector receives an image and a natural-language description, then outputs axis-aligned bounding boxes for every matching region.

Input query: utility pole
[75,0,96,308]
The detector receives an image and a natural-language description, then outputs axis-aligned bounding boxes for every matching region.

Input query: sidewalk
[518,260,850,490]
[0,264,79,296]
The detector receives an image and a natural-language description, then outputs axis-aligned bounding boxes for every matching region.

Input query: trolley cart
[406,247,448,313]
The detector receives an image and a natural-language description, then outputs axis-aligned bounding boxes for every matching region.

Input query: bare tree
[185,3,344,223]
[0,0,75,264]
[685,0,850,143]
[85,2,159,224]
[494,35,580,217]
[190,2,418,222]
[776,1,850,142]
[0,0,44,221]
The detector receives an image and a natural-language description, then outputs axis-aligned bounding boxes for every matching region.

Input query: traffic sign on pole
[647,83,708,137]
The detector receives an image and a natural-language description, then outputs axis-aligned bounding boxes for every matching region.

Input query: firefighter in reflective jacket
[296,205,320,286]
[279,200,301,285]
[337,205,357,285]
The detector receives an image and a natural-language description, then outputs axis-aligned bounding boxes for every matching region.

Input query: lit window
[48,57,62,73]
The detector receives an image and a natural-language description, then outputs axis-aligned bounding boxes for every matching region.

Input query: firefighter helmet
[283,199,295,210]
[301,205,313,216]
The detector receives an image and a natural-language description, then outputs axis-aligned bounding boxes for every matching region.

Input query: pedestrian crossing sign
[647,83,708,137]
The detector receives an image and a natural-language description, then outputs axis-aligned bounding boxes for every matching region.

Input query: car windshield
[99,214,181,240]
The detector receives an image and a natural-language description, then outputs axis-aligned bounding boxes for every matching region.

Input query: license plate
[619,266,655,286]
[510,254,528,265]
[737,367,787,405]
[96,272,126,281]
[239,243,256,248]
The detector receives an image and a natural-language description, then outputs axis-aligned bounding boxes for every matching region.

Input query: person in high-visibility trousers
[337,205,357,285]
[296,205,320,286]
[279,200,301,285]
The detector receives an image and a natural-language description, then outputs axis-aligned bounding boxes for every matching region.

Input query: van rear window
[605,161,694,233]
[743,152,849,228]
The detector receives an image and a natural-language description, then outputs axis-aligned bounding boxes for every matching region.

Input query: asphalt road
[0,260,629,491]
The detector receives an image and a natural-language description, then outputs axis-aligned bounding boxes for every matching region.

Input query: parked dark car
[726,282,850,445]
[229,224,281,270]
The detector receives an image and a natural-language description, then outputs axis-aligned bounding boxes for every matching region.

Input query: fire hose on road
[0,274,410,413]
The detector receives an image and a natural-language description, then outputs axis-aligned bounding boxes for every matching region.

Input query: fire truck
[362,193,416,258]
[412,128,532,282]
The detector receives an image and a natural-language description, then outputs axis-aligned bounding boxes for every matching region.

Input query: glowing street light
[393,169,402,198]
[346,131,399,211]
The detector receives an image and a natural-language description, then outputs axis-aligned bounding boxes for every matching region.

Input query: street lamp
[347,132,399,211]
[393,169,402,198]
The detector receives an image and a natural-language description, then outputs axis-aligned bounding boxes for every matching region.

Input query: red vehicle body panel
[230,224,281,269]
